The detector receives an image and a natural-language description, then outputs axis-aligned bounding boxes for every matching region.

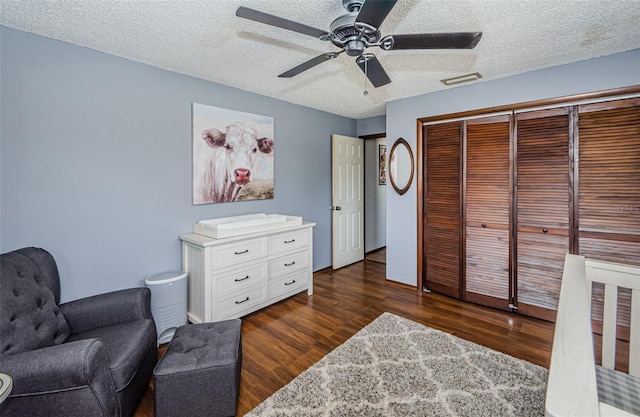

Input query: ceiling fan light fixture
[441,72,482,86]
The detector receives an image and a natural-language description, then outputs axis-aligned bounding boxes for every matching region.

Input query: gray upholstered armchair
[0,247,157,417]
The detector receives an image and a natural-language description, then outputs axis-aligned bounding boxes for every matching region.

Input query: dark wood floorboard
[134,259,557,417]
[364,247,386,264]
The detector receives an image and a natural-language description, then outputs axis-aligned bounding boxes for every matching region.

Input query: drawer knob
[542,228,548,233]
[284,261,296,267]
[284,239,296,244]
[235,297,250,305]
[234,275,249,282]
[481,223,486,228]
[234,249,249,255]
[284,280,296,286]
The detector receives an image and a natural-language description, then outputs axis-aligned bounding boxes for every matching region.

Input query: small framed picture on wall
[379,144,387,185]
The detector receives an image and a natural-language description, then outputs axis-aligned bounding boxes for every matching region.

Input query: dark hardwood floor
[364,246,386,264]
[134,258,556,417]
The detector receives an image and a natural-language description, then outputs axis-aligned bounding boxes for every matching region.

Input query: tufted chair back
[0,247,71,355]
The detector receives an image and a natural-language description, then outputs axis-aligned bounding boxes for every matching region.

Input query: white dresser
[180,222,315,323]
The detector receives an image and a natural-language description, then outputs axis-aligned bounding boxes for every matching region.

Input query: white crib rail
[586,259,640,377]
[546,254,640,417]
[546,254,600,417]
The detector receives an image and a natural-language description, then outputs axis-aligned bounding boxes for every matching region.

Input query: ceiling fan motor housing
[329,13,380,56]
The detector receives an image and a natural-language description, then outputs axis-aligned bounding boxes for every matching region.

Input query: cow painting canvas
[192,103,274,204]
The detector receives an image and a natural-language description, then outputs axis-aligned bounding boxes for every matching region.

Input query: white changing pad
[193,213,303,239]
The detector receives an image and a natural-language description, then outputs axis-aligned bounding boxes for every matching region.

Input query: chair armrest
[0,339,116,399]
[60,287,152,334]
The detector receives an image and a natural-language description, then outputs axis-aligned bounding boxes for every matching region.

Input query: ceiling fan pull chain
[363,55,369,96]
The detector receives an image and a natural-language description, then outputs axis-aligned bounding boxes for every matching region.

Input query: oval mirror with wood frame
[389,137,414,195]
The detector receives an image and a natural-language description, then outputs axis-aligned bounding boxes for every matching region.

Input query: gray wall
[363,136,386,252]
[385,48,640,286]
[356,115,385,137]
[0,27,356,302]
[357,115,387,253]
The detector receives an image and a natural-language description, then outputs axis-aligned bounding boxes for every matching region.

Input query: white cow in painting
[195,122,274,204]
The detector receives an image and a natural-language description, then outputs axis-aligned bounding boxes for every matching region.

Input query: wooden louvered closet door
[424,121,462,298]
[464,115,512,309]
[515,109,571,321]
[578,98,640,337]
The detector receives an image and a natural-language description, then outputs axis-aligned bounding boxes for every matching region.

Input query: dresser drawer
[269,229,310,255]
[215,285,267,319]
[268,250,309,278]
[214,262,267,297]
[269,269,310,299]
[212,237,267,269]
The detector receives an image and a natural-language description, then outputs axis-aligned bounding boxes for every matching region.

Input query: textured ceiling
[2,0,639,119]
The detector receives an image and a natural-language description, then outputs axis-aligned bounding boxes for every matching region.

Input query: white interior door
[332,134,364,269]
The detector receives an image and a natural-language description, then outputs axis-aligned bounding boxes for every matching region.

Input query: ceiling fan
[236,0,482,88]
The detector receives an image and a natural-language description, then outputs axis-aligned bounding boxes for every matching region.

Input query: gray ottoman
[153,320,242,417]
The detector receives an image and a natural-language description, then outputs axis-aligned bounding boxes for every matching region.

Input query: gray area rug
[245,312,548,417]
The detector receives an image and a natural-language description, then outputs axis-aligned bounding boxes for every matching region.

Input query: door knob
[331,206,342,211]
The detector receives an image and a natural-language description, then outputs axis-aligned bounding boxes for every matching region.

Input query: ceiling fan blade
[356,0,398,28]
[356,55,391,88]
[388,32,483,49]
[278,52,340,78]
[236,6,329,39]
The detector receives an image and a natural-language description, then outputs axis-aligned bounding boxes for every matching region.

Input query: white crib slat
[630,288,639,377]
[601,283,618,370]
[586,258,640,375]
